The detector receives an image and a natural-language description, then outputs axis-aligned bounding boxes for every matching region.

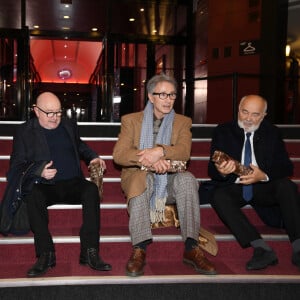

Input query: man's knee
[83,181,99,196]
[173,172,198,189]
[26,185,44,205]
[279,178,297,190]
[275,178,298,201]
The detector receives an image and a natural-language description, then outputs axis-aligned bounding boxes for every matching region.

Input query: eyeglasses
[152,92,177,100]
[36,106,63,118]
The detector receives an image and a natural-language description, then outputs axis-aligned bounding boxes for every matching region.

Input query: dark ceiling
[0,0,187,36]
[0,0,299,83]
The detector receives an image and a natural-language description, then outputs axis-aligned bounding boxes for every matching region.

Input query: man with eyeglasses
[7,91,111,277]
[208,94,300,271]
[113,73,216,277]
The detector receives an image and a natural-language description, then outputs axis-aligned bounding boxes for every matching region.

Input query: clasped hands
[137,147,170,174]
[215,160,267,184]
[41,158,106,180]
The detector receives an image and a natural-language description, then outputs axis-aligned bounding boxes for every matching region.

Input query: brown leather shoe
[183,245,217,275]
[126,247,146,277]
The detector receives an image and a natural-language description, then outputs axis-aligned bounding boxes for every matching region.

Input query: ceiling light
[129,18,135,22]
[58,69,72,80]
[63,15,70,19]
[33,25,39,29]
[91,28,98,32]
[140,8,144,12]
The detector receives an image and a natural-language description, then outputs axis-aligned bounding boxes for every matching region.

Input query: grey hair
[146,73,177,94]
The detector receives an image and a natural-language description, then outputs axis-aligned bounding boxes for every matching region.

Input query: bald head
[34,92,62,129]
[239,95,267,113]
[36,92,61,109]
[238,94,267,132]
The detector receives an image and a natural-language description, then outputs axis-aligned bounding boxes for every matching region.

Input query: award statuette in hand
[211,150,253,176]
[88,162,104,200]
[141,160,187,173]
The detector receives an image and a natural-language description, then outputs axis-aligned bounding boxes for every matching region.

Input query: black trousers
[210,178,300,248]
[26,177,100,256]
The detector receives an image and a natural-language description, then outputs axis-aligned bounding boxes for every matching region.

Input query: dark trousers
[210,178,300,248]
[26,178,100,256]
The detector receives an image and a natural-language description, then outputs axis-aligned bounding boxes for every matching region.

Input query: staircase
[0,121,300,299]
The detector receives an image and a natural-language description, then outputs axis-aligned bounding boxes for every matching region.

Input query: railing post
[232,72,238,121]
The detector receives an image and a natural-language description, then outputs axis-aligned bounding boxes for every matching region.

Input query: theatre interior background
[0,0,300,124]
[1,2,300,299]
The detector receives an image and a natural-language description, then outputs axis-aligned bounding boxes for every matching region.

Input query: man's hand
[137,147,164,168]
[239,164,267,184]
[215,160,236,176]
[90,157,106,169]
[41,161,57,180]
[151,159,171,174]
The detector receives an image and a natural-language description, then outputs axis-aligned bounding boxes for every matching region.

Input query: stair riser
[0,208,280,236]
[2,140,300,156]
[1,180,299,201]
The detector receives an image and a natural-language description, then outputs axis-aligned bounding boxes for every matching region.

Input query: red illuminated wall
[206,0,262,123]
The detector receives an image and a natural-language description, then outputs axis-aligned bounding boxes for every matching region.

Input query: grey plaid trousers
[128,172,200,246]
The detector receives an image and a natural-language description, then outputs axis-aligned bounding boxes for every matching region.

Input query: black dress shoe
[292,251,300,268]
[27,252,56,277]
[246,247,278,270]
[79,248,112,271]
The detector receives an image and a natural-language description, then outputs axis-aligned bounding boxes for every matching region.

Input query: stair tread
[0,241,299,280]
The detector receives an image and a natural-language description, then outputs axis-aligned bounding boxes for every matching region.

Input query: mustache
[238,120,259,132]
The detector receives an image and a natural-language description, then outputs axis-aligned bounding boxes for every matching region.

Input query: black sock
[134,240,150,251]
[292,238,300,253]
[250,239,271,251]
[185,237,198,251]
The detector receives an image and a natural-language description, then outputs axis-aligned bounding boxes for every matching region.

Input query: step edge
[0,234,289,245]
[0,274,300,289]
[1,177,299,183]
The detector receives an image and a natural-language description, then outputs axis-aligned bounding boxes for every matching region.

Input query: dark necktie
[153,118,162,144]
[243,132,253,201]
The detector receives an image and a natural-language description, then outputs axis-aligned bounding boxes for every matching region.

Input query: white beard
[238,119,260,132]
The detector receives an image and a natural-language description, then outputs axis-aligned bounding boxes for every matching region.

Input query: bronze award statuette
[211,150,253,176]
[88,162,104,200]
[141,160,187,173]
